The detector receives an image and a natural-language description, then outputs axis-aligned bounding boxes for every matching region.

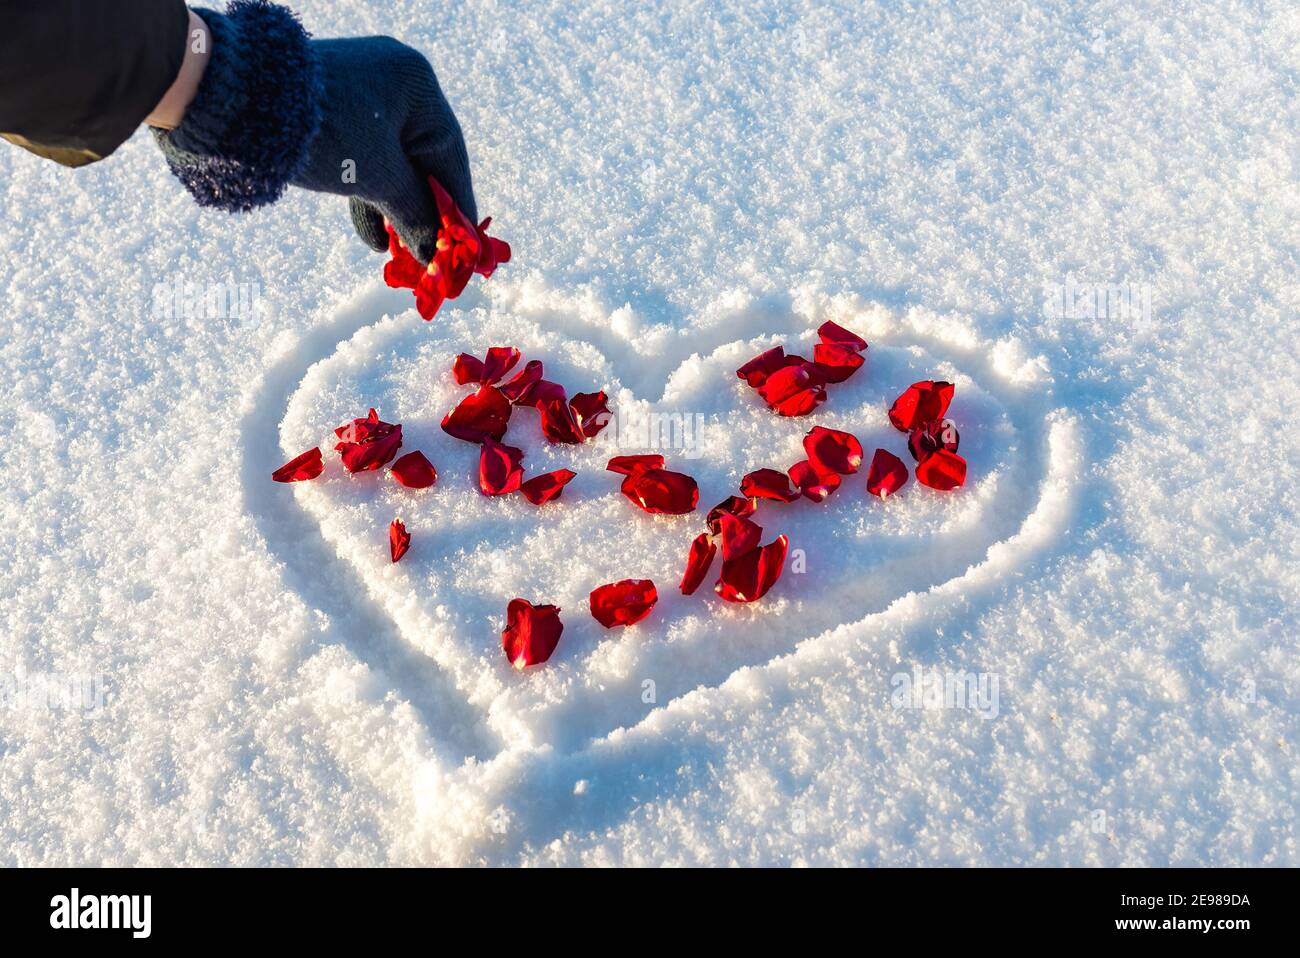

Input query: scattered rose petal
[811,342,865,383]
[389,518,411,563]
[915,448,967,490]
[441,385,512,443]
[516,378,567,408]
[453,347,520,386]
[530,387,611,444]
[788,459,841,502]
[907,418,961,462]
[390,450,437,489]
[716,534,789,603]
[607,454,666,476]
[502,599,562,669]
[888,380,955,432]
[479,438,525,496]
[736,346,799,387]
[452,353,485,385]
[499,360,544,403]
[706,495,758,534]
[804,425,864,475]
[757,362,827,416]
[717,513,763,560]
[866,448,909,499]
[570,391,612,439]
[272,447,323,482]
[589,579,658,628]
[620,465,699,515]
[817,320,868,352]
[680,533,718,595]
[739,468,799,503]
[536,393,584,443]
[519,468,577,505]
[334,408,403,473]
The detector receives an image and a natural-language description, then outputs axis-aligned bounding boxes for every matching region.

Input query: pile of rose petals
[442,346,611,449]
[867,380,968,496]
[442,346,607,504]
[736,321,868,416]
[383,177,511,321]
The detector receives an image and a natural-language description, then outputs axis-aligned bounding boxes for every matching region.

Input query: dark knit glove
[153,1,476,265]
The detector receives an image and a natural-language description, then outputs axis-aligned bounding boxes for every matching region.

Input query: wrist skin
[146,10,211,129]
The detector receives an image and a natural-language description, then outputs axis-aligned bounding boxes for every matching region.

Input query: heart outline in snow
[243,279,1082,860]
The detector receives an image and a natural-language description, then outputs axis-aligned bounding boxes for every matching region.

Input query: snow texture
[0,0,1296,865]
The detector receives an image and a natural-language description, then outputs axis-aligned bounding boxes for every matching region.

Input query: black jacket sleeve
[0,0,190,166]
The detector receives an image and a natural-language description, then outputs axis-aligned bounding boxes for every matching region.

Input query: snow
[1,0,1296,865]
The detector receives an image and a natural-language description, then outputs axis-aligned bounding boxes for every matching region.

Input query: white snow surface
[1,0,1296,865]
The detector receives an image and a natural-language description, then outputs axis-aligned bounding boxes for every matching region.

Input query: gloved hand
[294,36,477,266]
[154,1,475,266]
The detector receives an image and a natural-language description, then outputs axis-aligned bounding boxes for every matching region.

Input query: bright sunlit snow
[0,0,1295,865]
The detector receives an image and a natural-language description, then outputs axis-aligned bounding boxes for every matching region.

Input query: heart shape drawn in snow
[276,283,1080,756]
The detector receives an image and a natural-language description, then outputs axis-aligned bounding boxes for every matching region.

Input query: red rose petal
[680,533,718,595]
[804,425,864,475]
[706,495,758,534]
[589,579,658,628]
[529,388,611,444]
[788,459,841,502]
[866,448,909,499]
[570,391,612,439]
[452,353,485,385]
[811,342,865,383]
[474,217,512,277]
[481,346,521,384]
[441,385,512,443]
[907,418,961,462]
[428,177,481,301]
[502,599,563,669]
[272,447,324,482]
[715,534,788,603]
[516,379,567,408]
[391,450,437,489]
[536,394,585,444]
[620,466,699,514]
[519,468,577,505]
[888,380,955,432]
[453,347,521,386]
[479,438,525,496]
[413,270,448,321]
[736,346,797,387]
[382,227,424,290]
[915,448,967,490]
[389,518,411,563]
[717,513,763,561]
[334,409,403,473]
[758,363,827,416]
[607,454,666,476]
[499,360,544,403]
[817,320,868,352]
[739,468,800,503]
